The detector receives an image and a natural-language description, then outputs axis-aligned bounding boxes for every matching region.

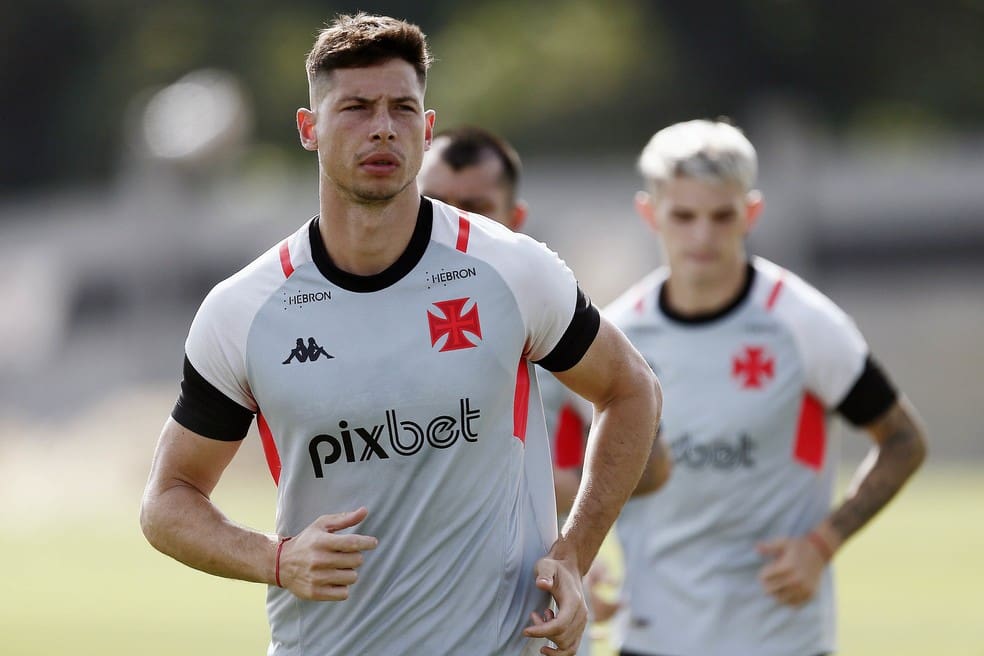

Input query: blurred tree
[1,0,982,197]
[426,0,661,144]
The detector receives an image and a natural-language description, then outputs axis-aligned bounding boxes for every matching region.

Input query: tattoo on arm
[829,400,927,542]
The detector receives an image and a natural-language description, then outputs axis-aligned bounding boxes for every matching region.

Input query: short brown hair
[305,13,432,89]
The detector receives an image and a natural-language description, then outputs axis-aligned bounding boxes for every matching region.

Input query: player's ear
[297,108,317,151]
[745,189,764,230]
[635,190,659,233]
[424,109,436,150]
[510,200,529,232]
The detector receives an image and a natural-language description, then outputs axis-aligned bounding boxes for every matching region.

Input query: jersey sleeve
[775,275,870,410]
[510,234,600,371]
[836,355,898,426]
[172,356,255,440]
[171,282,258,440]
[535,286,601,371]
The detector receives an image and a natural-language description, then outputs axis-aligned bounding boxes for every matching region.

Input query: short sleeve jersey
[172,198,600,656]
[603,257,895,656]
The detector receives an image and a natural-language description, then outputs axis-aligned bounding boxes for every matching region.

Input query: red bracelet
[275,536,293,588]
[805,530,833,562]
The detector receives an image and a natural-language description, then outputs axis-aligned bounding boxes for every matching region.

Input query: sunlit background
[1,1,982,654]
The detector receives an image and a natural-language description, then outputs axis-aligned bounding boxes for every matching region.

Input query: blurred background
[1,1,982,654]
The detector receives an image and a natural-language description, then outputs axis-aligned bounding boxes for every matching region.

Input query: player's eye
[671,210,695,222]
[712,209,737,223]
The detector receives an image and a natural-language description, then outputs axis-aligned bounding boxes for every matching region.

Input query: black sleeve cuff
[171,356,254,441]
[535,286,601,372]
[837,355,898,426]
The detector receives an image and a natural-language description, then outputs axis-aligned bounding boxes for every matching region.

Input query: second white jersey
[608,257,875,656]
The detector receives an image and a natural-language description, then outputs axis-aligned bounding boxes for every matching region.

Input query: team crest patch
[427,297,482,351]
[732,345,774,389]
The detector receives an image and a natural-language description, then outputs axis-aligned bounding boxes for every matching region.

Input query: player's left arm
[821,395,928,550]
[760,394,927,606]
[524,317,661,655]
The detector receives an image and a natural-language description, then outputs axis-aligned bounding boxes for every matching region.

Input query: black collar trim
[658,262,756,325]
[308,197,433,293]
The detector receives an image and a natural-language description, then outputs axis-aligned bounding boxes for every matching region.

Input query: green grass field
[2,465,982,655]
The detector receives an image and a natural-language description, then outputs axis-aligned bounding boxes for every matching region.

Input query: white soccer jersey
[172,198,600,655]
[595,257,895,656]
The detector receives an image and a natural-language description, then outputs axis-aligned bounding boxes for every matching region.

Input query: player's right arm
[140,418,378,600]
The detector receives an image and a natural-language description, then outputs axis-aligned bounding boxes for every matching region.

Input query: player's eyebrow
[336,95,374,105]
[390,96,421,107]
[336,95,420,106]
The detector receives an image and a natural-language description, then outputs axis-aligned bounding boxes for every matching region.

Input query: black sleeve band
[535,286,602,372]
[171,356,254,441]
[836,355,898,426]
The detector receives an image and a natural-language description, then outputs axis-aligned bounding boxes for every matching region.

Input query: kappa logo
[427,297,482,351]
[732,345,774,389]
[282,337,334,364]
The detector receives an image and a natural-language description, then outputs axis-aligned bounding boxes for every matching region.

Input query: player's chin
[352,178,413,203]
[351,184,402,203]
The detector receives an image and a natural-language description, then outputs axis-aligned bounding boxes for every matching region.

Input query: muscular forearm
[824,399,927,550]
[140,482,277,584]
[557,375,661,573]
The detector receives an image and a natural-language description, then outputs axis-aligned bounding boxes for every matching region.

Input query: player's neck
[317,185,422,276]
[663,258,750,318]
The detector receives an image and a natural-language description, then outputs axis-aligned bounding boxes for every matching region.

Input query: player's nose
[369,109,396,141]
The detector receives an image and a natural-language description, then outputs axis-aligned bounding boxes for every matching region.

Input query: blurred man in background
[597,118,927,656]
[140,13,662,656]
[418,126,528,230]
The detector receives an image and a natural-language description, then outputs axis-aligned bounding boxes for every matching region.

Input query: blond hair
[638,119,757,192]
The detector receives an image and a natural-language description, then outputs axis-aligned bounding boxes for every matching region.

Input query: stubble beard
[322,170,416,206]
[349,178,413,204]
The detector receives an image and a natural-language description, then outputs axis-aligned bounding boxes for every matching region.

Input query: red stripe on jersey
[455,214,471,253]
[257,412,283,485]
[554,403,585,468]
[279,241,295,279]
[765,275,784,311]
[793,393,826,470]
[513,358,530,442]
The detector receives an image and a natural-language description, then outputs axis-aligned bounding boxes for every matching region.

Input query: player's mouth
[359,152,400,175]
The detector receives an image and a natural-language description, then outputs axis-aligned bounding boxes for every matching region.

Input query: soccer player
[596,119,927,656]
[139,14,661,656]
